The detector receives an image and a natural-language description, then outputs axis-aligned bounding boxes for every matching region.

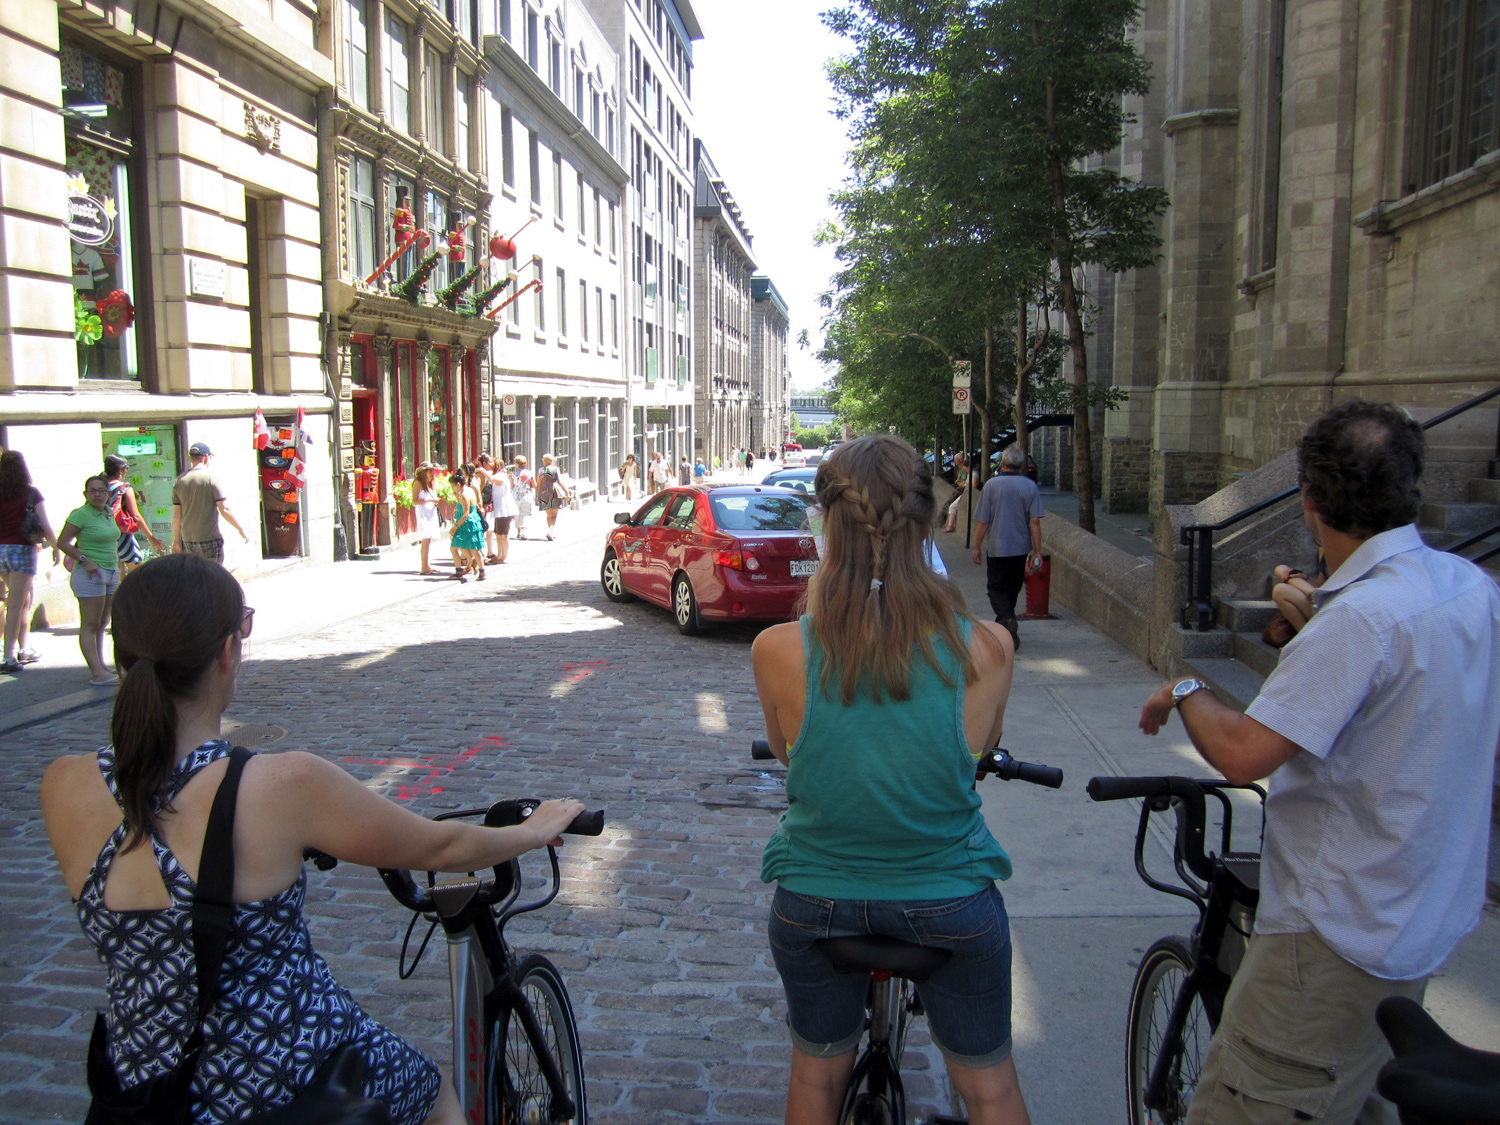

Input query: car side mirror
[614,511,632,525]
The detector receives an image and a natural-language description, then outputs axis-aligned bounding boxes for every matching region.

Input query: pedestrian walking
[512,455,534,539]
[0,449,57,674]
[678,456,691,486]
[649,452,670,494]
[730,447,740,476]
[1139,400,1500,1123]
[620,453,639,501]
[488,460,518,564]
[412,463,441,575]
[104,454,165,572]
[447,469,486,581]
[38,552,584,1125]
[744,447,755,475]
[535,454,570,541]
[473,454,498,560]
[694,458,706,482]
[171,443,249,561]
[971,445,1044,652]
[55,474,124,685]
[751,434,1028,1125]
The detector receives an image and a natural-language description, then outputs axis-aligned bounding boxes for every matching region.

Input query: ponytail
[109,555,243,851]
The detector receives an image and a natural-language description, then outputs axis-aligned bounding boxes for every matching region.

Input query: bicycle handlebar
[1087,774,1206,807]
[750,740,1064,788]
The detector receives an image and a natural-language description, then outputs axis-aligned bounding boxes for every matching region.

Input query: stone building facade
[326,0,495,551]
[482,0,630,497]
[1096,0,1500,514]
[692,142,754,467]
[750,274,789,453]
[2,0,336,623]
[583,0,702,471]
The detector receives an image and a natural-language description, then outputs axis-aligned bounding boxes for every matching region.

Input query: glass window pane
[347,0,370,108]
[386,15,409,132]
[398,344,416,477]
[429,347,450,468]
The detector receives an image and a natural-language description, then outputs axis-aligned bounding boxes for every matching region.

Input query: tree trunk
[1014,295,1029,456]
[981,322,994,483]
[1048,167,1095,532]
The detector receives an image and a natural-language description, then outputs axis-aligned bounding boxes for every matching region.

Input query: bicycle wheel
[488,954,587,1125]
[1127,936,1211,1125]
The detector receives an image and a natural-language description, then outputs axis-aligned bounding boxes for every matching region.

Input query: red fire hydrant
[1023,554,1054,619]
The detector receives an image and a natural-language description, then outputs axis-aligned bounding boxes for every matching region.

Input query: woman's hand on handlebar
[523,799,588,849]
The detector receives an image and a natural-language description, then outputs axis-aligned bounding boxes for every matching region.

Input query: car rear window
[711,493,811,531]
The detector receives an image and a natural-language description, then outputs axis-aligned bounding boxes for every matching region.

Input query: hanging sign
[645,407,671,424]
[501,394,517,416]
[66,194,112,246]
[952,387,971,415]
[952,360,972,389]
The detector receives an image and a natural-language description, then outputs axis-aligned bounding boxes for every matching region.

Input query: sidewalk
[0,495,631,735]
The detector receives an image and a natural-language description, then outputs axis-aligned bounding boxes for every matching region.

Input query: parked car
[600,485,819,635]
[760,466,817,495]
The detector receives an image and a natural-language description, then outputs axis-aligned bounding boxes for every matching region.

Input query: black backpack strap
[191,746,253,1022]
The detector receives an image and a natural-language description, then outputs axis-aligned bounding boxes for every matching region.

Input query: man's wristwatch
[1171,677,1209,707]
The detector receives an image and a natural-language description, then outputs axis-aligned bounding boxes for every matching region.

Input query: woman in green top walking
[56,474,124,685]
[752,434,1030,1125]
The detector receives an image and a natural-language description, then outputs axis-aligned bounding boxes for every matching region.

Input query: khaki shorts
[1187,931,1427,1125]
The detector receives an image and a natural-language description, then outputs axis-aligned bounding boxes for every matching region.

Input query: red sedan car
[600,485,819,634]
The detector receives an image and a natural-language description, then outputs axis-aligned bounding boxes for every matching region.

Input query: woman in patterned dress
[447,469,487,581]
[39,554,583,1124]
[104,454,166,573]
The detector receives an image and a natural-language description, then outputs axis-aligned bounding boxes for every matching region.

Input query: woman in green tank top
[752,434,1031,1124]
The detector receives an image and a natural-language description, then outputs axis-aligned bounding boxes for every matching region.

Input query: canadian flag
[287,405,311,488]
[252,407,270,450]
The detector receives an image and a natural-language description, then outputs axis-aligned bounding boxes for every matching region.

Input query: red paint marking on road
[562,659,609,683]
[344,736,511,800]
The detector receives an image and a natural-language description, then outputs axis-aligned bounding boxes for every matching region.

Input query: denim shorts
[767,883,1014,1068]
[70,564,120,598]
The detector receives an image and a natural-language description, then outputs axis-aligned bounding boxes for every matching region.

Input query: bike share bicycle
[309,799,603,1125]
[752,739,1063,1125]
[1087,773,1500,1125]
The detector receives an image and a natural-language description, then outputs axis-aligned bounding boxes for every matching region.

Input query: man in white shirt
[1139,400,1500,1124]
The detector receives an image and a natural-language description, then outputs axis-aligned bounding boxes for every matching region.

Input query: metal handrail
[1181,384,1500,630]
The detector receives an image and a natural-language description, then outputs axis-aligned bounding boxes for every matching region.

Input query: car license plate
[790,559,819,578]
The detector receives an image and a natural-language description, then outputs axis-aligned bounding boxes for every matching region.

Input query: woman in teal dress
[448,470,486,582]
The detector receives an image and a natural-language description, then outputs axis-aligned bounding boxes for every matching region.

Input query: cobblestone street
[3,503,1498,1124]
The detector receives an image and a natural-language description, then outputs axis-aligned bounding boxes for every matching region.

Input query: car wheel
[673,573,704,636]
[600,552,635,602]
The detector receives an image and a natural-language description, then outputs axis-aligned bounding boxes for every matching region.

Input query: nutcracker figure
[392,188,415,240]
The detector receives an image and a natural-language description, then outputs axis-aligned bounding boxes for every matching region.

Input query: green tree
[822,0,1167,530]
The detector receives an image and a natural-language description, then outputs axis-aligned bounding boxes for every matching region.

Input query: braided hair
[805,434,994,704]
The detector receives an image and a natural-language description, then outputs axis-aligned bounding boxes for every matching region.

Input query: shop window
[351,157,376,279]
[428,346,452,468]
[553,412,570,475]
[396,340,418,476]
[101,426,178,546]
[62,41,142,382]
[466,352,481,458]
[346,0,371,109]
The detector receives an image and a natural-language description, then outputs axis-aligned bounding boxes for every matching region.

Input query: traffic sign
[952,360,972,389]
[952,387,971,415]
[501,394,517,416]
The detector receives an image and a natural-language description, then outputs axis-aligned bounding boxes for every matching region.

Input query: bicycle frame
[838,972,908,1124]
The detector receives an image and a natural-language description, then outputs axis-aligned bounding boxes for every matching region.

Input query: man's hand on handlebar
[524,799,589,849]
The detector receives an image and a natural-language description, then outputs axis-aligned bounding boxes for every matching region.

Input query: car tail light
[714,549,762,572]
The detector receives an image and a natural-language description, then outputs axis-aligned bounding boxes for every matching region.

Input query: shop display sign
[116,435,158,456]
[67,193,112,246]
[645,407,671,424]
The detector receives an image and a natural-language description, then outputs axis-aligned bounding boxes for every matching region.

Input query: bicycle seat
[1376,996,1500,1122]
[816,936,952,982]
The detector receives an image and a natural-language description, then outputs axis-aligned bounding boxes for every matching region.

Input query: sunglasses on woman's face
[239,607,255,639]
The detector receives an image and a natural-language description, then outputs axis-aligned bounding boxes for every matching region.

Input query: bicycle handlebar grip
[1010,759,1065,789]
[1086,775,1206,805]
[750,739,775,760]
[566,809,605,836]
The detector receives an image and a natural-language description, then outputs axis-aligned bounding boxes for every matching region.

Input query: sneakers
[15,648,40,665]
[0,660,21,675]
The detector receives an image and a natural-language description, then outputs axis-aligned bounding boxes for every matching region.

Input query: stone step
[1182,655,1266,712]
[1419,500,1500,532]
[1215,598,1277,634]
[1233,631,1283,678]
[1468,477,1500,505]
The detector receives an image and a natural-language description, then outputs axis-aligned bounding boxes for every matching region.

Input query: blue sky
[691,0,851,392]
